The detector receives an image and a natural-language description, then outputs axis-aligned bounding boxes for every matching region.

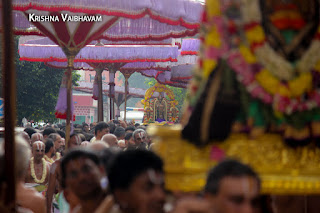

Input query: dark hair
[43,128,57,137]
[45,138,55,154]
[24,127,36,139]
[134,123,140,128]
[108,150,163,192]
[78,134,86,142]
[204,159,260,195]
[47,133,60,142]
[108,123,116,134]
[70,133,78,139]
[125,126,136,132]
[85,133,94,141]
[124,132,133,141]
[136,126,146,131]
[60,148,100,188]
[94,122,109,135]
[94,147,120,175]
[114,127,125,138]
[56,130,66,139]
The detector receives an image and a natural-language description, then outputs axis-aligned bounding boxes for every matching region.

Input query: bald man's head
[31,133,43,144]
[32,141,45,161]
[89,141,110,152]
[17,131,31,146]
[101,134,118,147]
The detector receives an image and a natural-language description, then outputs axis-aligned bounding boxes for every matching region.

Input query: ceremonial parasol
[139,38,200,87]
[19,41,179,121]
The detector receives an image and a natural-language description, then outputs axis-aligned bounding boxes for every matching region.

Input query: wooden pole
[108,70,115,120]
[122,71,133,121]
[65,55,75,150]
[97,69,104,121]
[124,76,128,121]
[2,0,16,209]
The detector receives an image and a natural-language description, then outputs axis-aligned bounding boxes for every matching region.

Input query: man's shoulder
[90,137,96,143]
[49,159,61,174]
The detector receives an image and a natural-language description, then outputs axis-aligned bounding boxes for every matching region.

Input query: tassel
[55,72,75,121]
[92,73,99,100]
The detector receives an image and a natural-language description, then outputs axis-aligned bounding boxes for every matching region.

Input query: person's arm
[46,162,58,213]
[33,195,46,213]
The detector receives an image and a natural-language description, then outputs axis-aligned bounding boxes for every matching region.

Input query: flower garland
[224,0,320,114]
[56,152,61,160]
[44,155,54,164]
[228,49,320,114]
[241,0,320,80]
[30,157,47,184]
[182,0,229,124]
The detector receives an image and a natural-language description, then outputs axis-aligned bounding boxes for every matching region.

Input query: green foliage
[118,72,149,109]
[0,36,80,123]
[128,72,149,89]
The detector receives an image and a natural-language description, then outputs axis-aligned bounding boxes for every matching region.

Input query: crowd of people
[0,120,271,213]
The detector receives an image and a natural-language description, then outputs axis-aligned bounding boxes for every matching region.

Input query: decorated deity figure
[149,0,320,208]
[182,0,320,147]
[154,96,168,122]
[262,0,318,61]
[142,83,178,124]
[25,141,50,196]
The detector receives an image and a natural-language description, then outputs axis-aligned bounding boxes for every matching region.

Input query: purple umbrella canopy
[75,81,159,107]
[19,40,180,120]
[140,69,189,88]
[21,36,173,46]
[19,43,179,63]
[180,38,201,54]
[8,0,203,43]
[140,39,199,87]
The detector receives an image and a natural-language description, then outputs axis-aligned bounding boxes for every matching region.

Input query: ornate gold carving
[148,125,320,194]
[142,83,178,123]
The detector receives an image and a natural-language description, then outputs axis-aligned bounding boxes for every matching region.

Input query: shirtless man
[14,137,46,213]
[47,133,62,161]
[25,141,50,195]
[46,133,81,213]
[44,138,56,164]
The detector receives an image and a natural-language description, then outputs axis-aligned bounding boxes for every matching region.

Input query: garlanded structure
[150,0,320,196]
[142,83,179,124]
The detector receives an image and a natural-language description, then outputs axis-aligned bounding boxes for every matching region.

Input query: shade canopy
[75,81,159,107]
[19,43,179,63]
[8,0,203,45]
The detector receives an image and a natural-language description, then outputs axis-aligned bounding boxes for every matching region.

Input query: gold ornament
[148,125,320,194]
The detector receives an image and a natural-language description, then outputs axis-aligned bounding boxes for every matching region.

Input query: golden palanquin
[149,125,320,194]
